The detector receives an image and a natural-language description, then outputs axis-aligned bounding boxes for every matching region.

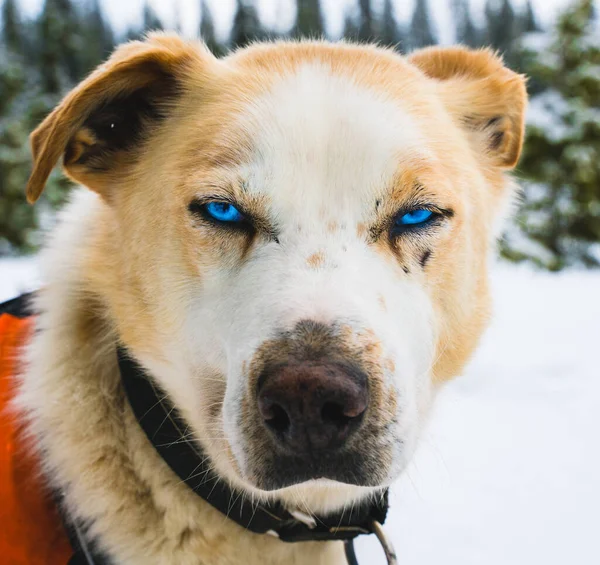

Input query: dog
[6,34,526,564]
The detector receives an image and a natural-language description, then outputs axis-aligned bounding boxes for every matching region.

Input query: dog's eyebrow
[381,178,434,208]
[190,179,278,239]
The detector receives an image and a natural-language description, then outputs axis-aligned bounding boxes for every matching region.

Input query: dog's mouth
[243,445,389,491]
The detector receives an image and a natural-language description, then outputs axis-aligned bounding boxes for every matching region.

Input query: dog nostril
[321,401,351,427]
[263,403,291,434]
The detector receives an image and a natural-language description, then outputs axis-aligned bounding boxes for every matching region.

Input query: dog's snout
[257,362,368,452]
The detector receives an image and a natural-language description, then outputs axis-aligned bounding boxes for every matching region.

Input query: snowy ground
[1,259,598,564]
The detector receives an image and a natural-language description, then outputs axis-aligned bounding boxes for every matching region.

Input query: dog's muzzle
[242,320,393,490]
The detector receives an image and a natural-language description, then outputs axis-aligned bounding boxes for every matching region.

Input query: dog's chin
[235,463,387,515]
[246,457,386,492]
[243,476,381,515]
[271,479,381,515]
[209,447,383,514]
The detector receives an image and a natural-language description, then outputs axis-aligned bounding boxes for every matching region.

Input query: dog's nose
[257,362,368,452]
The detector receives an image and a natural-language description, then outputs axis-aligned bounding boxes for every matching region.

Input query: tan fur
[306,251,326,268]
[18,35,527,564]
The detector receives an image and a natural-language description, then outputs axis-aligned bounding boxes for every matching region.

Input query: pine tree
[200,0,224,56]
[357,0,374,42]
[505,0,600,269]
[293,0,325,39]
[230,0,264,48]
[0,0,96,254]
[0,32,32,252]
[142,2,164,32]
[409,0,437,49]
[485,0,518,56]
[379,0,405,50]
[37,0,84,93]
[0,5,71,253]
[452,0,480,46]
[81,0,114,72]
[342,3,360,41]
[1,0,22,52]
[522,0,540,33]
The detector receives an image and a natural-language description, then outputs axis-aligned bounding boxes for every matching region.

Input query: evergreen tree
[357,0,374,42]
[230,0,264,48]
[81,0,114,72]
[409,0,437,49]
[1,0,22,52]
[0,23,70,252]
[342,3,360,41]
[452,0,480,46]
[0,0,98,254]
[379,0,405,50]
[484,0,518,57]
[522,0,540,33]
[0,38,32,252]
[293,0,325,39]
[200,0,224,56]
[37,0,84,93]
[505,0,600,269]
[142,2,164,32]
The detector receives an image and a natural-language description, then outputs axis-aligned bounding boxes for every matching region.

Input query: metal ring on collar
[344,520,397,565]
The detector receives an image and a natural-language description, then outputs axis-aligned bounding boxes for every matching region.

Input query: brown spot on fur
[377,294,386,311]
[327,220,339,233]
[306,251,325,269]
[356,223,368,238]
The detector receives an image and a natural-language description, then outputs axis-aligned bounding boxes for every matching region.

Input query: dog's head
[27,35,526,513]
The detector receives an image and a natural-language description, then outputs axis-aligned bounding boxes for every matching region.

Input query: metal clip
[371,520,397,565]
[344,520,397,565]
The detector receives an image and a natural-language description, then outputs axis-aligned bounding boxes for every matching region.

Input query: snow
[0,257,41,302]
[1,259,599,564]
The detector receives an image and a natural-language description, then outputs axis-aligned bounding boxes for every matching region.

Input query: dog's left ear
[408,46,527,169]
[26,33,215,203]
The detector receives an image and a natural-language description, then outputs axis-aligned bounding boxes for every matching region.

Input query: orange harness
[0,300,73,565]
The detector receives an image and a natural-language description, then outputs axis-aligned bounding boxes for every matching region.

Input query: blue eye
[204,201,244,223]
[397,208,434,226]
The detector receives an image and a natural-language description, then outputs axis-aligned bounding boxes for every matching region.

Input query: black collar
[117,346,393,560]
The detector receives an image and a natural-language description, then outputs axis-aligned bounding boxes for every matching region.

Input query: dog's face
[27,36,526,512]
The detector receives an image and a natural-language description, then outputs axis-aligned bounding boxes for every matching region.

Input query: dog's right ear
[26,33,214,204]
